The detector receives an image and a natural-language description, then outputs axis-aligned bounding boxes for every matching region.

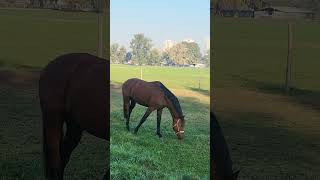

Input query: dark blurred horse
[39,53,109,180]
[211,110,240,180]
[122,78,185,139]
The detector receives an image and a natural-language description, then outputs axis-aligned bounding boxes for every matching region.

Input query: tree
[125,52,132,63]
[161,51,170,65]
[110,43,119,63]
[148,48,161,65]
[110,44,127,64]
[168,41,202,65]
[118,46,127,64]
[203,49,210,66]
[182,41,201,65]
[167,43,188,65]
[130,34,152,65]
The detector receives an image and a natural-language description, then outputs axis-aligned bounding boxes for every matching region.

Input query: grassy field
[110,64,210,179]
[212,17,320,179]
[111,64,210,91]
[1,7,320,180]
[0,8,109,68]
[213,17,320,92]
[0,8,108,179]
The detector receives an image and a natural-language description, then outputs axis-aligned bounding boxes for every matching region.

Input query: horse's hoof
[157,133,162,138]
[133,129,138,134]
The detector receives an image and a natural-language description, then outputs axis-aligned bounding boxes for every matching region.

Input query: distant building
[205,38,210,51]
[0,0,28,8]
[214,2,255,17]
[189,63,206,68]
[0,0,96,11]
[255,6,315,19]
[183,38,195,43]
[163,40,175,51]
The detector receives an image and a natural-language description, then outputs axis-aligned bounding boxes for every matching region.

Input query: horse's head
[173,116,185,139]
[222,170,240,180]
[229,170,240,180]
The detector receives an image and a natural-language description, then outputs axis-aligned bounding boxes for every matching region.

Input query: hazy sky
[110,0,210,53]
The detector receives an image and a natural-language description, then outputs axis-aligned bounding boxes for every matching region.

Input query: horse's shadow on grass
[216,110,320,179]
[186,87,210,97]
[230,74,320,111]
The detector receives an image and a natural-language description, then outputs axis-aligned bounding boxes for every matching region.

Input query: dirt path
[214,88,320,135]
[213,87,320,179]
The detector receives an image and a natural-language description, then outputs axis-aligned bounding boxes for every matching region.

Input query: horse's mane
[157,82,184,119]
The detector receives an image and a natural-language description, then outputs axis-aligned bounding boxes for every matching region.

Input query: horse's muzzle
[176,131,184,139]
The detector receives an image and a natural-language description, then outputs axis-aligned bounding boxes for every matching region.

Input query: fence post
[140,66,143,80]
[97,0,104,58]
[285,22,293,94]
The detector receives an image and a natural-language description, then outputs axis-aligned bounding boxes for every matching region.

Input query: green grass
[1,7,320,180]
[110,65,210,179]
[0,8,109,179]
[0,8,109,68]
[212,17,320,179]
[213,17,320,92]
[111,64,210,90]
[0,72,108,179]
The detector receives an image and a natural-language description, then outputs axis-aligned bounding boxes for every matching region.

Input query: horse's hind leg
[60,120,82,174]
[128,99,136,118]
[123,95,130,131]
[42,112,64,180]
[134,107,155,134]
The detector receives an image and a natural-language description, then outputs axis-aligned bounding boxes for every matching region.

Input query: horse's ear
[233,170,240,179]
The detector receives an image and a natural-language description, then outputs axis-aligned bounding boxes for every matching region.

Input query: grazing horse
[122,78,185,139]
[211,111,240,180]
[39,53,109,180]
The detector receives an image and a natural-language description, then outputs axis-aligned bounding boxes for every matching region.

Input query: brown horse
[39,53,109,180]
[211,111,240,180]
[122,78,185,139]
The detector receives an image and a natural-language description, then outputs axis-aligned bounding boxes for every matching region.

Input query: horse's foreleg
[42,113,64,180]
[156,108,163,138]
[60,121,82,174]
[134,107,154,134]
[123,96,130,131]
[102,168,109,180]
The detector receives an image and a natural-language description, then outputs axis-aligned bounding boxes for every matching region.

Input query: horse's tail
[39,72,64,179]
[40,96,64,179]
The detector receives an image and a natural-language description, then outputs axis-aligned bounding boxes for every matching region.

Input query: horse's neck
[166,101,179,119]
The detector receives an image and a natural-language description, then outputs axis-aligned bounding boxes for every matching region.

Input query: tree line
[111,34,210,67]
[211,0,320,13]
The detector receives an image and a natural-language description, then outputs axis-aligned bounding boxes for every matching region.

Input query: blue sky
[110,0,210,53]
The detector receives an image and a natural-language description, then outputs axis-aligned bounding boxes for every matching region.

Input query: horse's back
[122,78,162,95]
[122,78,167,107]
[39,53,109,139]
[40,53,103,106]
[122,78,140,89]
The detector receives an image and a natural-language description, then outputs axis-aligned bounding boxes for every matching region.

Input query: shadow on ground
[212,84,320,179]
[230,74,320,111]
[0,67,108,179]
[187,87,210,97]
[216,110,320,180]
